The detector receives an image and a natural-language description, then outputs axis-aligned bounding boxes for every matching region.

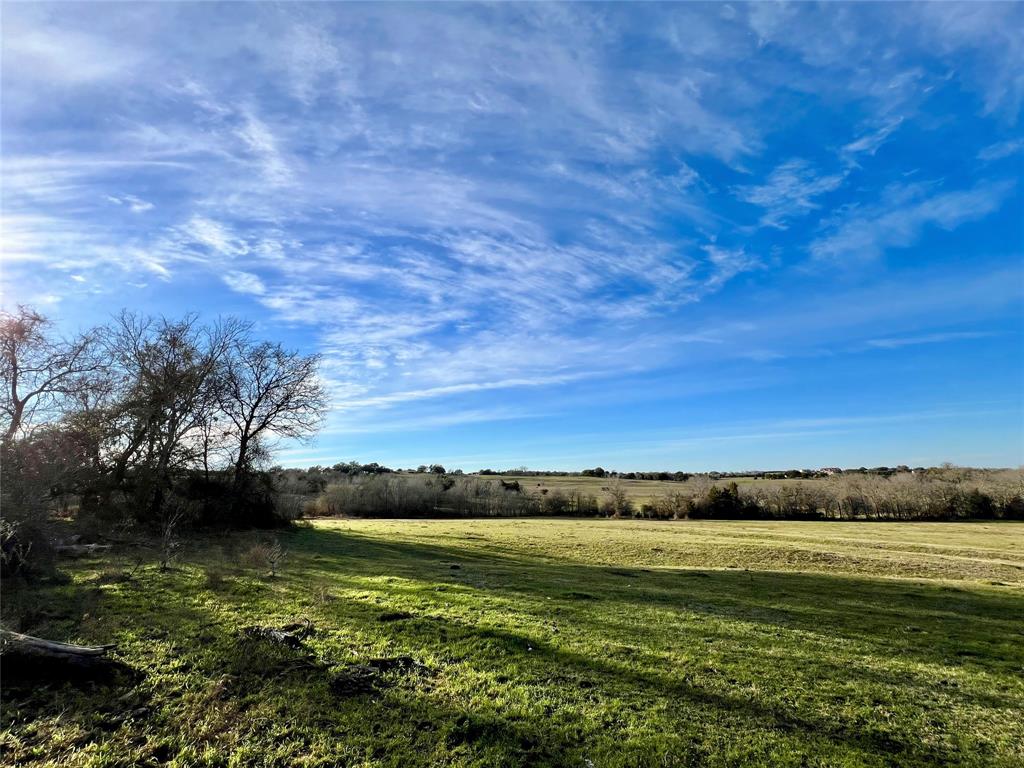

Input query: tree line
[290,469,1023,521]
[636,474,1024,521]
[1,305,325,572]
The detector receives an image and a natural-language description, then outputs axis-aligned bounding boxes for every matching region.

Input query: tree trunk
[2,399,25,444]
[233,434,250,489]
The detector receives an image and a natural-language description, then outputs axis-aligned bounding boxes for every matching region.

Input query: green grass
[3,519,1023,767]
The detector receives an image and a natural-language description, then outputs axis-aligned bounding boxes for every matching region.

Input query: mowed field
[4,519,1024,767]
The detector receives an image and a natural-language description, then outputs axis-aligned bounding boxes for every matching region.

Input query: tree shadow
[3,523,1022,766]
[288,524,1024,669]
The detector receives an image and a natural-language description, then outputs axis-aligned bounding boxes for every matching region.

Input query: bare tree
[158,506,186,572]
[218,338,326,490]
[2,304,329,531]
[195,411,232,484]
[0,306,99,444]
[99,312,247,518]
[604,480,633,518]
[266,537,286,578]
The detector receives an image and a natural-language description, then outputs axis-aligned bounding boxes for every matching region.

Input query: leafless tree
[604,480,633,517]
[99,312,248,518]
[218,338,326,490]
[158,506,186,572]
[1,306,100,444]
[267,538,286,578]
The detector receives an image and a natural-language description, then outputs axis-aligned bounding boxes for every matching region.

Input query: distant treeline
[270,461,978,489]
[644,474,1024,521]
[280,467,1024,522]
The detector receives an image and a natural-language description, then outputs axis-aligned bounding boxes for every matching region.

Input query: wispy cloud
[105,194,154,213]
[810,180,1013,262]
[842,118,904,159]
[235,110,293,186]
[866,331,994,349]
[700,246,762,290]
[334,372,597,411]
[181,216,249,258]
[223,270,266,296]
[735,159,845,229]
[601,406,1019,454]
[977,138,1024,162]
[2,1,1020,461]
[325,406,540,435]
[1,15,141,87]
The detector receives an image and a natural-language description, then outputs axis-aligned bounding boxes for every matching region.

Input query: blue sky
[2,2,1022,471]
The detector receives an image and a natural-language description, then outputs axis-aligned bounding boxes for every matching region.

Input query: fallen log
[1,629,114,661]
[54,544,112,558]
[0,629,131,682]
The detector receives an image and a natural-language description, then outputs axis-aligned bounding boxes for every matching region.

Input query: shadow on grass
[3,522,1023,766]
[287,524,1024,660]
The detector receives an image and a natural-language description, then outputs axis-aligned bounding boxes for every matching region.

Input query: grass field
[3,519,1024,767]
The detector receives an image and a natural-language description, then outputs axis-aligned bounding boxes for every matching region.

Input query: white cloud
[2,2,1019,427]
[977,139,1024,162]
[745,3,1023,120]
[2,156,188,206]
[235,111,293,186]
[911,3,1024,119]
[105,194,154,212]
[842,118,904,158]
[334,372,596,410]
[811,180,1013,262]
[222,270,267,296]
[324,406,540,435]
[735,159,845,229]
[181,216,249,258]
[701,246,762,290]
[1,20,139,86]
[866,331,994,349]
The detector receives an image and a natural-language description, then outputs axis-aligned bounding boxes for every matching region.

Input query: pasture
[3,519,1023,767]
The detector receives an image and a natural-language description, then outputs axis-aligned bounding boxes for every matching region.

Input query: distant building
[819,467,842,475]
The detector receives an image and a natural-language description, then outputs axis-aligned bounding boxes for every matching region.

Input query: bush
[177,471,283,528]
[648,490,692,520]
[240,541,272,572]
[1,519,43,577]
[688,483,762,520]
[602,481,634,518]
[540,490,571,515]
[204,565,229,590]
[240,538,285,577]
[0,443,59,577]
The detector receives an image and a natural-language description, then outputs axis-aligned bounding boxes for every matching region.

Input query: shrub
[540,490,571,515]
[240,537,286,577]
[241,541,272,573]
[602,481,634,518]
[649,490,692,520]
[690,483,759,520]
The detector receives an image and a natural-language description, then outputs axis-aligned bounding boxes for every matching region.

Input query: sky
[2,2,1022,472]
